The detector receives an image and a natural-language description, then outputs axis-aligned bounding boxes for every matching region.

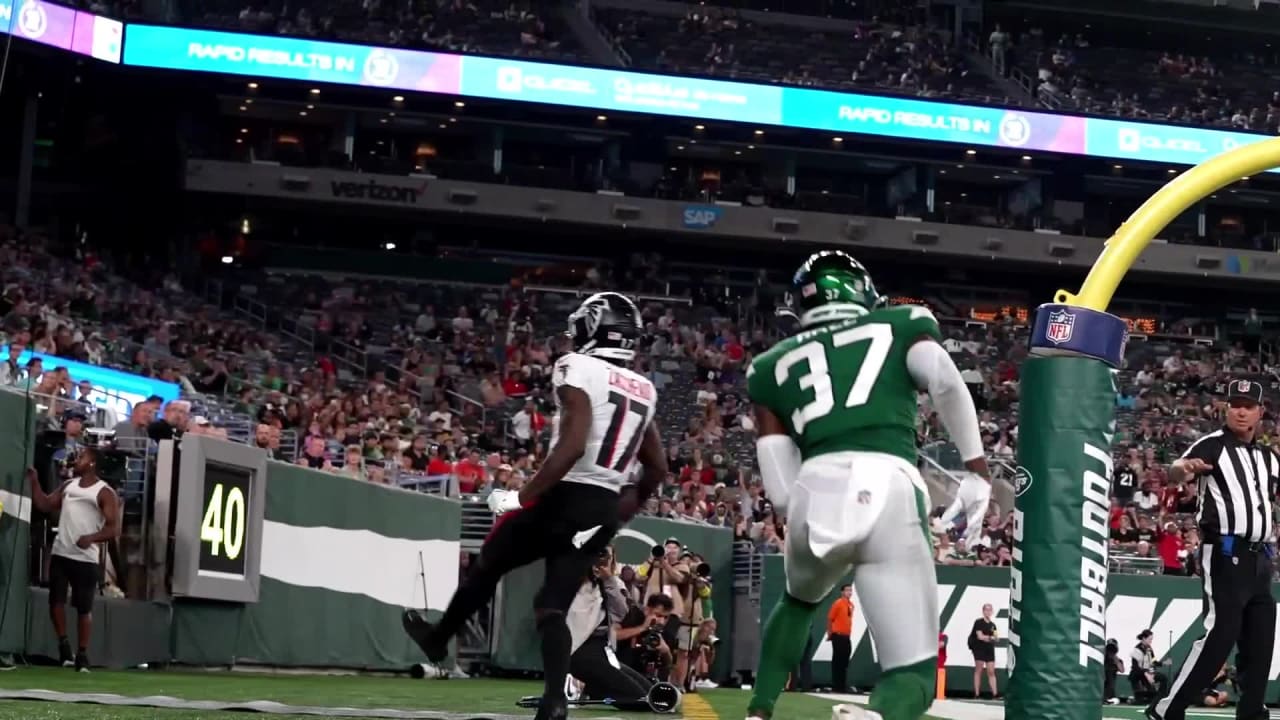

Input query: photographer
[637,540,691,675]
[688,619,720,690]
[1199,663,1234,708]
[617,593,675,681]
[567,548,654,706]
[1103,639,1122,705]
[673,552,714,691]
[1129,629,1169,704]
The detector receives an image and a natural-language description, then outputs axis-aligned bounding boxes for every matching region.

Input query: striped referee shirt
[1179,429,1279,543]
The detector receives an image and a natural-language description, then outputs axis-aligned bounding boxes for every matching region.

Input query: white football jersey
[550,352,658,492]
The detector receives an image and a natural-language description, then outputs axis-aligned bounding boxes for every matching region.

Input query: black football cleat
[401,609,447,664]
[533,693,568,720]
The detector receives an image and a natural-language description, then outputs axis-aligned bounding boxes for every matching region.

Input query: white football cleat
[832,703,884,720]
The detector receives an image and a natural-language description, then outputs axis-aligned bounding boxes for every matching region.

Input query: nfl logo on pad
[1045,310,1075,345]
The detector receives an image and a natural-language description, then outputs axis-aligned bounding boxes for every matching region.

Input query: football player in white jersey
[404,292,667,720]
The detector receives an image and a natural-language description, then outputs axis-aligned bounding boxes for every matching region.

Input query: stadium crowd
[3,223,1277,585]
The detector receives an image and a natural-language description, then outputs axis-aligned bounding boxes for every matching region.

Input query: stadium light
[383,242,397,250]
[220,256,234,265]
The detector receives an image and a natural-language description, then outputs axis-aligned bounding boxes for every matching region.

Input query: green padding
[171,464,462,670]
[24,588,171,668]
[1007,356,1116,720]
[0,389,35,654]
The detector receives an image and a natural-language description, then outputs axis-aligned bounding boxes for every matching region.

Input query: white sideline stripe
[260,521,459,609]
[0,489,30,524]
[809,694,1231,720]
[811,694,1003,720]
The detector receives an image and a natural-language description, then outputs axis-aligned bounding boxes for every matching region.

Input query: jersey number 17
[597,391,650,472]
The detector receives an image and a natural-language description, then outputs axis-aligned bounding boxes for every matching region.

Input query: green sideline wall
[759,556,1276,697]
[168,463,461,669]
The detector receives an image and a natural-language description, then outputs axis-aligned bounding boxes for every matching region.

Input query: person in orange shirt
[827,584,855,693]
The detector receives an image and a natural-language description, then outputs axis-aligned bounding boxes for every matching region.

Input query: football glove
[945,473,992,545]
[487,489,523,516]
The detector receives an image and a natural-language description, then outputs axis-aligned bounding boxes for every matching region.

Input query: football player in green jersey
[745,251,991,720]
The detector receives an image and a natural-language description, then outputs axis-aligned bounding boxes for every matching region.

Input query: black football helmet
[567,292,642,363]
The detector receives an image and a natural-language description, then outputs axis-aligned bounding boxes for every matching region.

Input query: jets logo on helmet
[790,250,883,328]
[568,292,642,363]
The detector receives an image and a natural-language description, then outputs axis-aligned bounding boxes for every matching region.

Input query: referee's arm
[1168,435,1218,485]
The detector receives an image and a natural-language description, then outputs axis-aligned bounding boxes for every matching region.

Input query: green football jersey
[747,304,943,463]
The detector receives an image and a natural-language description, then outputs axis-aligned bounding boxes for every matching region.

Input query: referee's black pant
[1153,539,1275,720]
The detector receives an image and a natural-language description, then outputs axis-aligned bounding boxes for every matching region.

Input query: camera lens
[651,545,664,558]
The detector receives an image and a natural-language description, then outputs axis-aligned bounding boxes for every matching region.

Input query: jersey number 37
[774,323,893,434]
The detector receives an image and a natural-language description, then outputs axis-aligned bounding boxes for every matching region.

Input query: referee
[1148,379,1278,720]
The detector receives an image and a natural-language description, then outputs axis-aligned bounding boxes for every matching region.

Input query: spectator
[296,435,332,471]
[147,400,189,441]
[112,400,156,442]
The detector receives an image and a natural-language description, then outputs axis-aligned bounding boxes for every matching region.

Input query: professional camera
[651,545,665,559]
[639,625,664,651]
[695,562,711,578]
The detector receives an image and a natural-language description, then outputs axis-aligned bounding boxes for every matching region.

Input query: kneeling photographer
[616,592,674,683]
[567,549,678,712]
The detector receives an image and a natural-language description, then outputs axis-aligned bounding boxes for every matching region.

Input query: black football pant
[1154,540,1275,720]
[433,482,619,699]
[435,482,620,636]
[571,634,654,707]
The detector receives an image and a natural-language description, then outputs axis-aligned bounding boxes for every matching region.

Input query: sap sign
[683,206,723,229]
[1,347,181,420]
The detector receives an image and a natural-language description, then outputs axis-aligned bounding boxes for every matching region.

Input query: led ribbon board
[120,23,1277,170]
[0,347,180,419]
[0,0,122,62]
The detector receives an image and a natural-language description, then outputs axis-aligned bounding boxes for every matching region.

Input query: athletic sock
[748,593,819,717]
[537,612,571,701]
[867,658,936,720]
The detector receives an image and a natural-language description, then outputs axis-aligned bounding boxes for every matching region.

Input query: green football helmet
[791,250,883,328]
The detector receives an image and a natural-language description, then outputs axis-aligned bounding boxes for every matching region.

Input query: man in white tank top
[28,446,120,673]
[404,292,669,720]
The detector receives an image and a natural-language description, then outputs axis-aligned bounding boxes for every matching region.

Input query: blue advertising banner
[123,24,462,94]
[460,55,783,124]
[115,24,1280,170]
[1082,118,1267,166]
[0,347,181,419]
[778,87,1086,153]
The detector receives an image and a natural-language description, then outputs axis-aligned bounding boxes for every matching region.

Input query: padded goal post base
[1006,305,1126,720]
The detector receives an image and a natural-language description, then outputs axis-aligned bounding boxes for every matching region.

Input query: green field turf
[0,668,1248,720]
[0,668,851,720]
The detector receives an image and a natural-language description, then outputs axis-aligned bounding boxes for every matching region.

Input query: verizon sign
[329,178,428,204]
[184,161,433,209]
